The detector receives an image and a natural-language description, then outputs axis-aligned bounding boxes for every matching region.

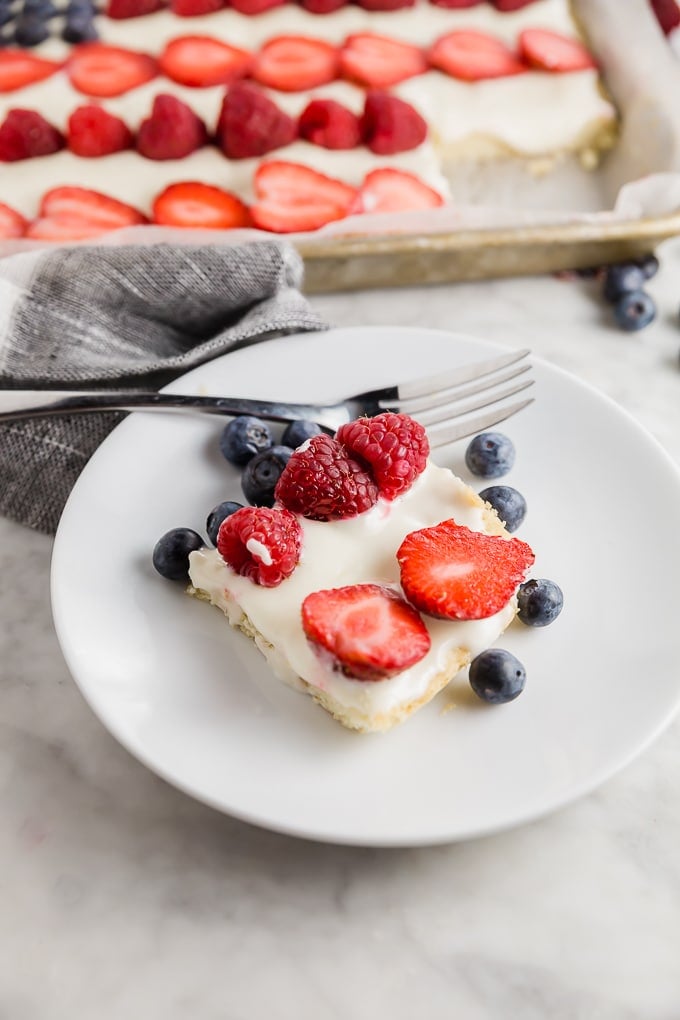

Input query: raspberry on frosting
[216,505,302,587]
[336,412,429,500]
[274,434,379,521]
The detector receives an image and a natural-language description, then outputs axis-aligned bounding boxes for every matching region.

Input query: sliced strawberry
[360,91,427,154]
[0,201,27,238]
[302,584,431,682]
[251,160,357,233]
[253,36,339,92]
[356,0,415,9]
[430,31,527,81]
[107,0,164,17]
[492,0,539,10]
[0,110,64,162]
[398,520,535,621]
[216,81,296,158]
[356,168,444,214]
[67,44,158,97]
[340,34,427,88]
[230,0,286,11]
[137,94,208,159]
[67,105,134,157]
[300,0,346,11]
[519,29,597,72]
[430,0,484,6]
[650,0,680,34]
[171,0,224,14]
[152,181,252,229]
[159,36,252,87]
[298,99,361,149]
[26,218,121,241]
[38,186,148,230]
[0,52,62,93]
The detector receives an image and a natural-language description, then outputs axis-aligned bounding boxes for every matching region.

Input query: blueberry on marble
[469,649,526,705]
[613,290,656,332]
[517,578,564,627]
[241,445,293,507]
[62,13,98,41]
[465,432,515,479]
[478,484,527,533]
[635,253,659,280]
[13,14,49,43]
[152,527,203,582]
[206,500,243,546]
[219,415,273,466]
[281,418,323,449]
[602,263,645,303]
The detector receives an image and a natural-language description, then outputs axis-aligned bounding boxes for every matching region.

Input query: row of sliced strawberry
[106,0,540,19]
[0,161,444,238]
[0,85,427,162]
[0,29,596,97]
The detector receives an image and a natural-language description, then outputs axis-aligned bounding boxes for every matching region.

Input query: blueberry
[602,263,645,303]
[23,0,58,14]
[281,418,323,449]
[0,8,14,27]
[241,445,293,507]
[465,432,515,479]
[517,578,564,627]
[152,527,203,582]
[478,485,527,533]
[613,290,656,332]
[219,415,273,466]
[62,14,98,40]
[206,499,243,546]
[469,648,526,705]
[13,14,49,43]
[635,253,659,280]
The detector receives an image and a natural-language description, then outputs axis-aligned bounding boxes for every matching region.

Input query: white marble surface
[3,241,680,1019]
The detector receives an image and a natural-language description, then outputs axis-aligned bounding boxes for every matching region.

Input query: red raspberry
[336,412,429,500]
[0,109,64,162]
[67,105,134,157]
[216,506,302,587]
[298,99,362,150]
[216,82,296,159]
[274,434,379,521]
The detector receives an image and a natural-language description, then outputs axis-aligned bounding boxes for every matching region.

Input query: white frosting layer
[2,142,447,217]
[188,462,517,721]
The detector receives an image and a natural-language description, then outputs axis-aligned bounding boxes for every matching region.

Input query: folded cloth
[0,241,327,535]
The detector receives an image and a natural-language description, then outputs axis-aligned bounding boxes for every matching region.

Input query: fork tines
[386,348,534,449]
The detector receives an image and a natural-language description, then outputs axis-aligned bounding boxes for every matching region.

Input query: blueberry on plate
[478,484,527,533]
[219,415,273,467]
[613,290,656,332]
[517,578,564,627]
[469,649,526,704]
[465,432,515,479]
[206,499,243,546]
[281,418,323,449]
[152,527,203,582]
[602,263,645,303]
[242,445,293,507]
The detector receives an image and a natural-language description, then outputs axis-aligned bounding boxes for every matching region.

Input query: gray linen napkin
[0,241,327,535]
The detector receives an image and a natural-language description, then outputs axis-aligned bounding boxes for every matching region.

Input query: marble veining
[3,240,680,1018]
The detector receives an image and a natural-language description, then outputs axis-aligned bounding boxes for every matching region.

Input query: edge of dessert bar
[297,0,680,291]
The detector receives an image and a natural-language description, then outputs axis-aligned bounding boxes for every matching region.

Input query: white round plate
[51,327,680,846]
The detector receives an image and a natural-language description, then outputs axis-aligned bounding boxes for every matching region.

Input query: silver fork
[0,348,533,449]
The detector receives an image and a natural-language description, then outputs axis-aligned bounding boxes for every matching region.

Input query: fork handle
[0,389,330,426]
